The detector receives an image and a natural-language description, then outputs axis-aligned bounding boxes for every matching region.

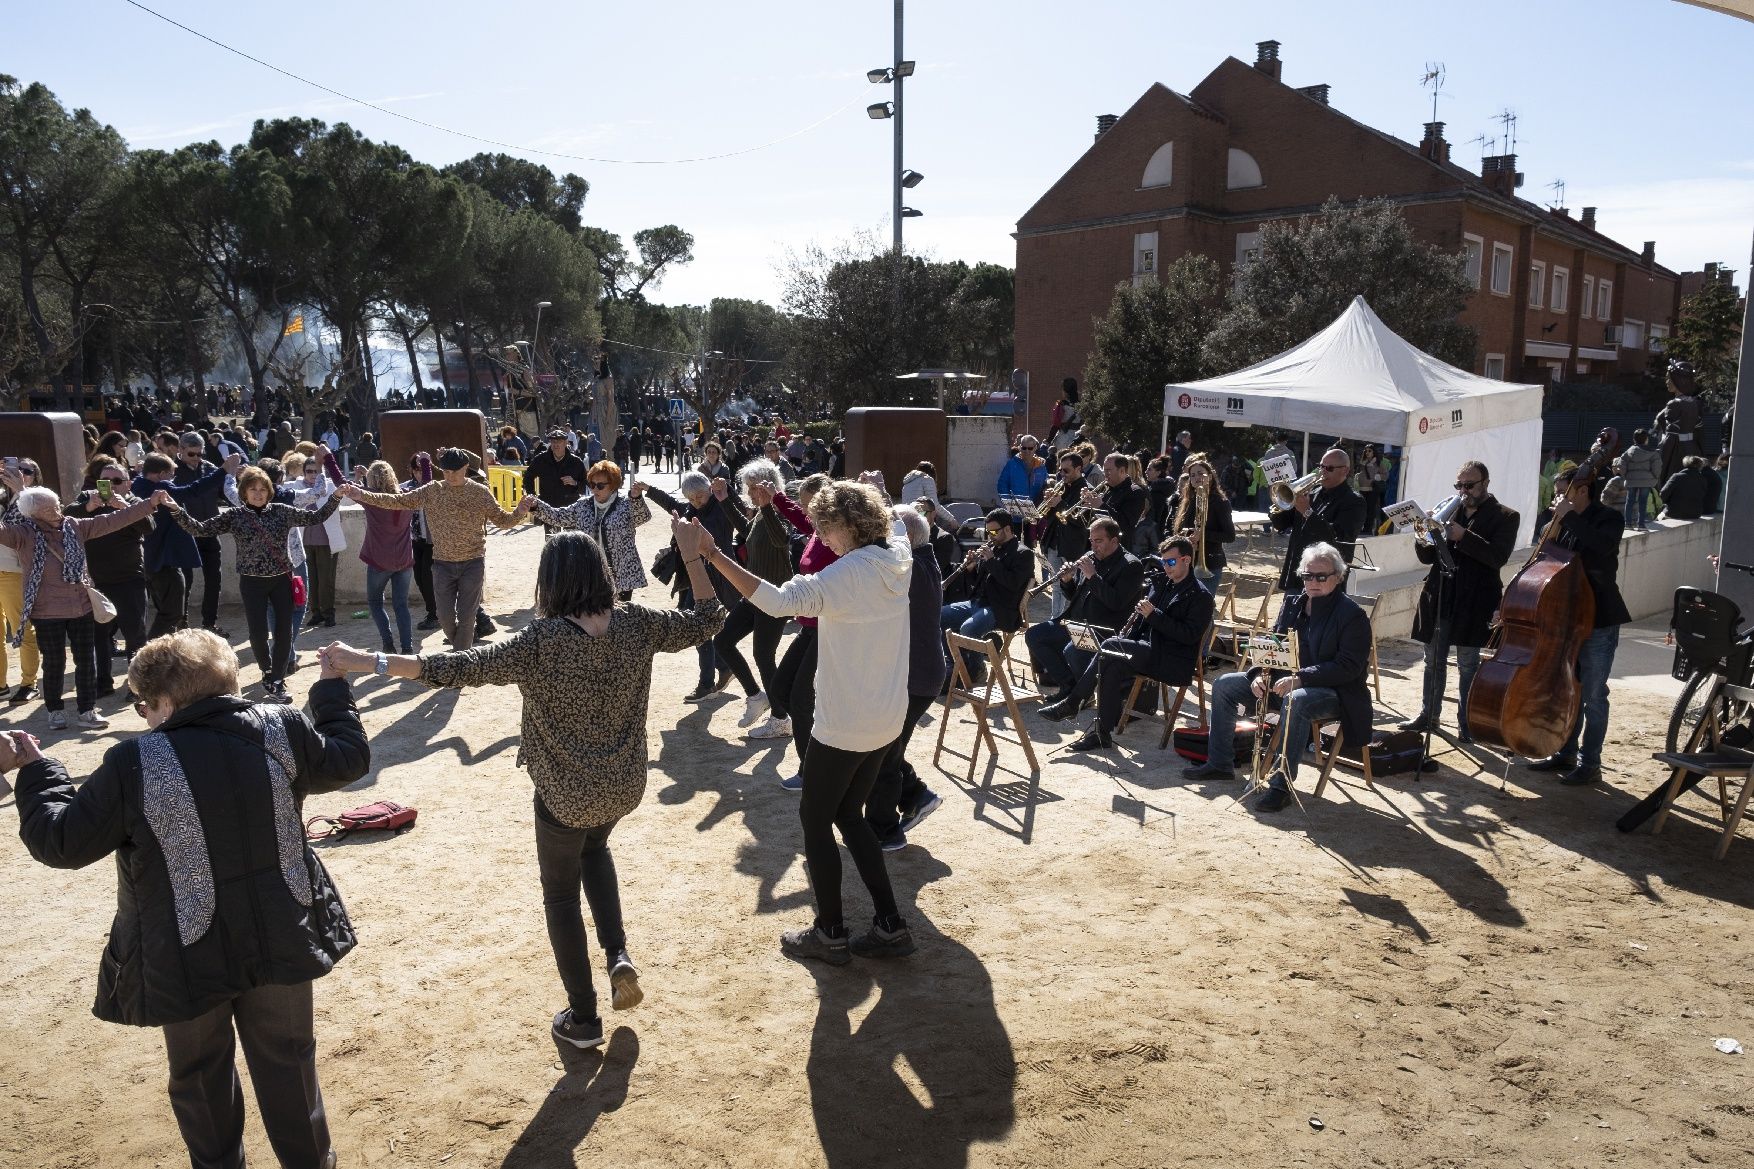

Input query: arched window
[1141,143,1174,189]
[1227,148,1263,190]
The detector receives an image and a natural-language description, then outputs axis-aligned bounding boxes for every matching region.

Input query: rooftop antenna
[1467,132,1495,157]
[1419,62,1447,125]
[1496,108,1519,155]
[1547,177,1566,210]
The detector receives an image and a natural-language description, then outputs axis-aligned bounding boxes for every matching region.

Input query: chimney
[1553,207,1571,219]
[1295,83,1330,105]
[1419,121,1449,164]
[1642,241,1656,265]
[1254,40,1282,82]
[1480,153,1522,197]
[1094,114,1118,141]
[1581,206,1597,231]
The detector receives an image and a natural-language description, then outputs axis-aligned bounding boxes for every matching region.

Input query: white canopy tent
[1164,295,1546,545]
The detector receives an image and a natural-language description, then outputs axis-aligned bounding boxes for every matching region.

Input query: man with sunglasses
[523,429,588,539]
[1062,537,1213,752]
[1030,516,1143,717]
[939,510,1031,687]
[1403,461,1519,741]
[1271,447,1365,594]
[1186,542,1372,813]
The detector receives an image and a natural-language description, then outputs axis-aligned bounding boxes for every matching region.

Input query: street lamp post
[866,2,920,252]
[530,299,552,429]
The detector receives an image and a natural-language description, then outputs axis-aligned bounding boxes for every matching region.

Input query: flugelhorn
[1270,471,1321,512]
[1412,494,1465,544]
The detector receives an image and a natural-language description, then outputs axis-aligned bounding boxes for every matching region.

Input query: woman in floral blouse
[318,519,724,1052]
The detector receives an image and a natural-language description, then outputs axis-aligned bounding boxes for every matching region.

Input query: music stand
[1064,621,1113,655]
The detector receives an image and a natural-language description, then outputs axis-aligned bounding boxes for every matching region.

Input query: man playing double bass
[1526,464,1630,787]
[1403,461,1519,742]
[1272,448,1365,593]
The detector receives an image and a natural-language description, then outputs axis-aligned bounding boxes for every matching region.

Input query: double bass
[1466,432,1618,757]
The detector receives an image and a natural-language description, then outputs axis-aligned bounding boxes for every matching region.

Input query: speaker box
[376,410,489,479]
[0,413,89,500]
[843,408,946,498]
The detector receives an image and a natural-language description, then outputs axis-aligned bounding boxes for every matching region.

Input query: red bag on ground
[305,800,418,841]
[1172,722,1261,765]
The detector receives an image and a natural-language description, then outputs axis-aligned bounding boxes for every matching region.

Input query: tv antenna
[1419,62,1447,125]
[1496,108,1519,155]
[1466,132,1496,157]
[1547,178,1566,209]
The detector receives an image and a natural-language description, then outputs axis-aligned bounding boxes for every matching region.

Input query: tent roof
[1163,295,1543,446]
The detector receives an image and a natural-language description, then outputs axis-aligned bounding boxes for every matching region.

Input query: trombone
[1269,471,1321,513]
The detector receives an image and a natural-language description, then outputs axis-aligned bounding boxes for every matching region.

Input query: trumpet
[1270,471,1322,513]
[1411,494,1466,544]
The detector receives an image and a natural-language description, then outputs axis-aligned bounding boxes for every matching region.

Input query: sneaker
[607,950,643,1011]
[877,828,908,852]
[683,683,714,703]
[9,685,36,704]
[551,1008,605,1049]
[418,614,441,630]
[738,693,769,728]
[898,792,942,835]
[286,653,302,673]
[779,773,804,793]
[46,711,67,730]
[76,709,109,730]
[746,714,792,740]
[781,925,851,966]
[205,624,231,638]
[268,683,294,706]
[710,671,731,695]
[850,920,917,959]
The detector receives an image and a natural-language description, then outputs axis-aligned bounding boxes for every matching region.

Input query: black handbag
[652,543,680,585]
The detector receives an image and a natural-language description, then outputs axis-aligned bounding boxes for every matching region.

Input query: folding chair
[1353,593,1385,703]
[999,551,1050,689]
[1209,579,1277,671]
[1649,683,1754,859]
[1115,625,1215,749]
[935,631,1041,778]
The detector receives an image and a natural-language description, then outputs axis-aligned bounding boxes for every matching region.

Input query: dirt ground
[3,506,1752,1169]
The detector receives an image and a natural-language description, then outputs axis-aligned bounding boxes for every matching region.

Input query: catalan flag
[282,313,304,337]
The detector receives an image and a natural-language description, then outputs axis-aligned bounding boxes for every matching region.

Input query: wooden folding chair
[935,631,1041,778]
[1115,625,1215,749]
[1353,593,1385,703]
[1308,718,1382,799]
[1209,580,1277,671]
[999,553,1047,689]
[1649,683,1754,859]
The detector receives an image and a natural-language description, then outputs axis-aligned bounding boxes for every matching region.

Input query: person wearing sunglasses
[1185,542,1373,813]
[521,460,651,602]
[938,509,1032,688]
[1403,461,1519,742]
[1062,536,1214,752]
[75,455,154,697]
[1270,446,1365,595]
[1032,516,1144,719]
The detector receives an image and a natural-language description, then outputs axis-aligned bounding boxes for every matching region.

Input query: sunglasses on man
[1299,571,1337,583]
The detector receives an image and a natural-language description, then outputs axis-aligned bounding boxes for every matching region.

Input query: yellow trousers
[0,569,40,688]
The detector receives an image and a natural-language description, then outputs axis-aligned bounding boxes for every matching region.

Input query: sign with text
[1164,386,1248,423]
[1260,452,1298,486]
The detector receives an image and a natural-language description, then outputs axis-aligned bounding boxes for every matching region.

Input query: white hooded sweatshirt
[751,528,913,753]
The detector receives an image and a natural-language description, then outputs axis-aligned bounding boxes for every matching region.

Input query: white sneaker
[737,693,769,728]
[46,710,67,731]
[746,714,792,740]
[76,710,109,730]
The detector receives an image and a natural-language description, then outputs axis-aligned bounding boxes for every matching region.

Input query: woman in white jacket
[293,450,349,627]
[695,480,917,964]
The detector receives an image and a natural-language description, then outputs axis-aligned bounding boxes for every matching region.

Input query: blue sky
[12,0,1753,309]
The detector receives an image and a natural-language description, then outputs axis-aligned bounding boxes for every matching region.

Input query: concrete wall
[217,502,371,609]
[947,416,1013,505]
[1355,515,1722,639]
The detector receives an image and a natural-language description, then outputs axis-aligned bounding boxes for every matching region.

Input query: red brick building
[1013,40,1682,440]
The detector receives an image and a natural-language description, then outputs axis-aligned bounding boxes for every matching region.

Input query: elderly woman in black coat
[644,469,741,701]
[4,628,370,1169]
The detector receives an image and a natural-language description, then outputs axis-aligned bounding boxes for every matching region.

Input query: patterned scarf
[13,517,90,648]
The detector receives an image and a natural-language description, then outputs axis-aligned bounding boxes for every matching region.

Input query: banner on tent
[1165,387,1250,425]
[1408,405,1469,444]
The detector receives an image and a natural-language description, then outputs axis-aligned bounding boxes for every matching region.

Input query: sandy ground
[3,490,1752,1169]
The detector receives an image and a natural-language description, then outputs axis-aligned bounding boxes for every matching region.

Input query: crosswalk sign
[668,398,687,419]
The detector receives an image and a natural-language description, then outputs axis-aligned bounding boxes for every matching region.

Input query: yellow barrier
[487,465,525,510]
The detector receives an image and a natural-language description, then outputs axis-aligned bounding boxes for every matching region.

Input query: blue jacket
[995,455,1049,504]
[134,467,227,572]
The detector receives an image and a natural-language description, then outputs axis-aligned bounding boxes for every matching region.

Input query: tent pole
[1161,411,1169,456]
[1301,431,1310,474]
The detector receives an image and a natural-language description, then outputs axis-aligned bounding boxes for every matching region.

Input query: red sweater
[771,492,840,629]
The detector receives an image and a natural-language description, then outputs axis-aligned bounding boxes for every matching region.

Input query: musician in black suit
[1063,538,1214,752]
[1271,447,1365,593]
[1404,460,1520,742]
[1039,452,1091,619]
[939,509,1032,686]
[1081,453,1147,551]
[1026,517,1143,708]
[1185,542,1373,813]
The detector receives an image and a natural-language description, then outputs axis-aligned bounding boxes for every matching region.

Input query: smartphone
[97,478,113,501]
[3,457,17,474]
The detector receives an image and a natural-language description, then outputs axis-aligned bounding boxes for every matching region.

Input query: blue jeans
[1623,486,1649,529]
[1560,625,1619,768]
[1208,670,1341,783]
[940,601,997,678]
[367,566,414,652]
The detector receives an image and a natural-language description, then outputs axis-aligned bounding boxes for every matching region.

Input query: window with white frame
[1461,235,1484,289]
[1621,318,1645,349]
[1132,231,1158,286]
[1596,280,1612,321]
[1529,261,1546,306]
[1483,354,1506,380]
[1550,266,1569,313]
[1580,275,1595,319]
[1649,323,1669,353]
[1489,243,1514,296]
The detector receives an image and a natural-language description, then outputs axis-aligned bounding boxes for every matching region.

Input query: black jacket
[1058,548,1144,633]
[1535,502,1631,628]
[1412,495,1520,648]
[76,490,153,583]
[1138,572,1215,686]
[644,485,740,604]
[1272,483,1365,592]
[1263,590,1375,752]
[173,457,225,521]
[973,537,1033,632]
[1175,493,1236,572]
[523,448,588,510]
[1097,478,1148,549]
[1659,467,1712,520]
[13,680,370,1027]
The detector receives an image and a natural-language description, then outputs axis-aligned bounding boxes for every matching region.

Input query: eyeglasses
[1453,480,1482,490]
[1319,463,1347,472]
[588,480,613,489]
[1300,571,1337,583]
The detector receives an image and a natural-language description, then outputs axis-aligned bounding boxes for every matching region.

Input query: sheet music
[1260,453,1298,487]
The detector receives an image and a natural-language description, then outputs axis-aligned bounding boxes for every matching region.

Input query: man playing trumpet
[1271,448,1365,594]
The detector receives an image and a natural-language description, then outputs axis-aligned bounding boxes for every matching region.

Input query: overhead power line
[118,0,859,165]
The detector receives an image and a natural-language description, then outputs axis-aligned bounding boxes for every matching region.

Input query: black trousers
[865,691,936,836]
[1089,637,1171,733]
[93,575,149,679]
[160,979,331,1169]
[534,796,625,1024]
[195,536,223,628]
[713,599,784,698]
[148,565,190,638]
[412,538,437,618]
[33,615,100,713]
[771,625,818,760]
[240,574,295,685]
[799,737,898,932]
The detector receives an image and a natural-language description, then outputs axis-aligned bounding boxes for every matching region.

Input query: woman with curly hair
[521,459,650,602]
[694,479,917,965]
[1171,454,1235,593]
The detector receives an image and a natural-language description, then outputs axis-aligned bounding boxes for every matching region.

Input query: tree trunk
[350,319,379,438]
[18,265,70,407]
[433,326,452,407]
[457,318,481,405]
[395,314,424,395]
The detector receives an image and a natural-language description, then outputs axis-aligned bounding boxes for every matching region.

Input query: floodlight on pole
[901,169,924,188]
[895,60,915,77]
[867,67,892,83]
[530,298,553,407]
[866,102,894,120]
[901,207,923,218]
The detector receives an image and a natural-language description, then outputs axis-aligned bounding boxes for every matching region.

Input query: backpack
[305,800,418,841]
